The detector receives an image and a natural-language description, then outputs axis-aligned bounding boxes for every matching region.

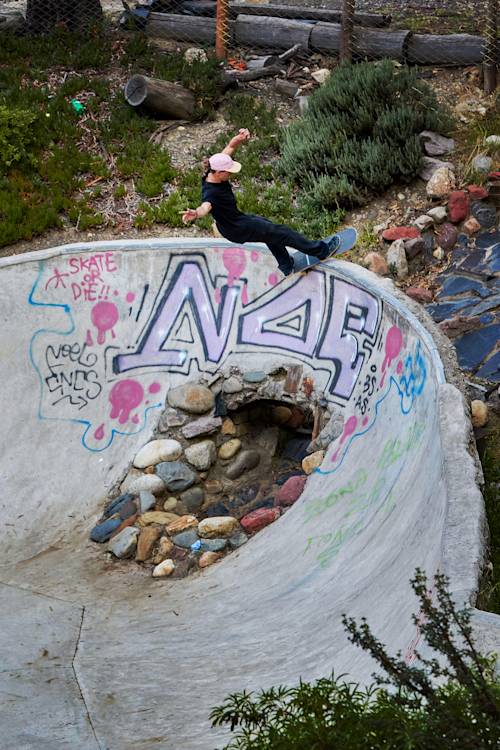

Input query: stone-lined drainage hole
[90,383,327,578]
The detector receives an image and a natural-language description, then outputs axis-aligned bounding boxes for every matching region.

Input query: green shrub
[279,60,453,210]
[114,184,127,199]
[135,151,176,197]
[211,571,500,750]
[68,199,104,230]
[0,105,38,173]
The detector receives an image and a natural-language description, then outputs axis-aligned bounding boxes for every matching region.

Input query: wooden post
[483,0,498,94]
[216,0,229,60]
[340,0,355,61]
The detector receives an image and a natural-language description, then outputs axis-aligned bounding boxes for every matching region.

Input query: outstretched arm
[182,201,212,224]
[222,128,250,156]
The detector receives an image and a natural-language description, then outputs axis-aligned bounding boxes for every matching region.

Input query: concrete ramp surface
[0,239,495,749]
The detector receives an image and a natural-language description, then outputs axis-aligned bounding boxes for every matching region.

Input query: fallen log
[310,22,342,55]
[353,26,411,60]
[182,1,391,27]
[124,75,196,119]
[407,33,486,66]
[311,22,411,61]
[235,15,313,50]
[146,11,493,70]
[147,11,230,42]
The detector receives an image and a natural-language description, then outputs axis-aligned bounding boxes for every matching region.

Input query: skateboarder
[182,128,339,276]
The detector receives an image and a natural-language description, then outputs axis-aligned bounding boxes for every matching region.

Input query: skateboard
[289,227,358,276]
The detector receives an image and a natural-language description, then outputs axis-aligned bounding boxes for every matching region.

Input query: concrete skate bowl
[0,238,497,750]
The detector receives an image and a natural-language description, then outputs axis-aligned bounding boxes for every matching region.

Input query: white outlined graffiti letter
[317,278,379,399]
[115,261,239,372]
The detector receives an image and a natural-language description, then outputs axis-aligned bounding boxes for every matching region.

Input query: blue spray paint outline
[28,260,162,452]
[316,341,428,477]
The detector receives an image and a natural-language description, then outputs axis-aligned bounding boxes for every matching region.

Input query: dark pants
[221,215,328,274]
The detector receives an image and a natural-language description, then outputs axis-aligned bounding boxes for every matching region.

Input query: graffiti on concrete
[28,247,429,453]
[304,419,427,568]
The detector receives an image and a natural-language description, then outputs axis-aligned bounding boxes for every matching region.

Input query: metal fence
[0,0,498,91]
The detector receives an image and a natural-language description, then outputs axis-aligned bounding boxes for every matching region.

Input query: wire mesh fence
[0,0,497,86]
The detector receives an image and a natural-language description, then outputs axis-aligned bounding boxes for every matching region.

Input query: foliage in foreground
[478,428,500,615]
[210,571,500,749]
[280,60,453,212]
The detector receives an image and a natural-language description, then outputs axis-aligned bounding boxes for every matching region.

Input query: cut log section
[182,1,391,27]
[407,33,486,66]
[147,11,229,43]
[274,79,300,98]
[235,15,313,50]
[0,10,25,31]
[310,22,342,55]
[124,75,196,119]
[311,22,411,61]
[353,27,411,60]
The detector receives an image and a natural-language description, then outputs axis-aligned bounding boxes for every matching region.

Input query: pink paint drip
[91,301,119,345]
[85,329,94,346]
[268,272,278,286]
[132,414,140,424]
[214,287,222,305]
[250,250,259,262]
[94,423,105,441]
[396,360,403,374]
[222,247,246,286]
[241,283,249,305]
[380,325,404,388]
[148,382,161,394]
[331,415,358,462]
[109,380,144,424]
[126,291,135,303]
[113,290,119,296]
[362,416,369,426]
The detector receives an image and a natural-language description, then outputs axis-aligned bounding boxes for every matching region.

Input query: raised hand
[235,128,250,143]
[182,208,198,223]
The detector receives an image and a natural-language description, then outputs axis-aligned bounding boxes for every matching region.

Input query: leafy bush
[0,105,38,173]
[211,571,500,749]
[280,60,453,210]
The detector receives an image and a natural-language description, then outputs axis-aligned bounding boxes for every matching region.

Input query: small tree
[210,571,500,749]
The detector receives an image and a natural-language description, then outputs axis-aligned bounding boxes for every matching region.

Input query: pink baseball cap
[209,153,241,173]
